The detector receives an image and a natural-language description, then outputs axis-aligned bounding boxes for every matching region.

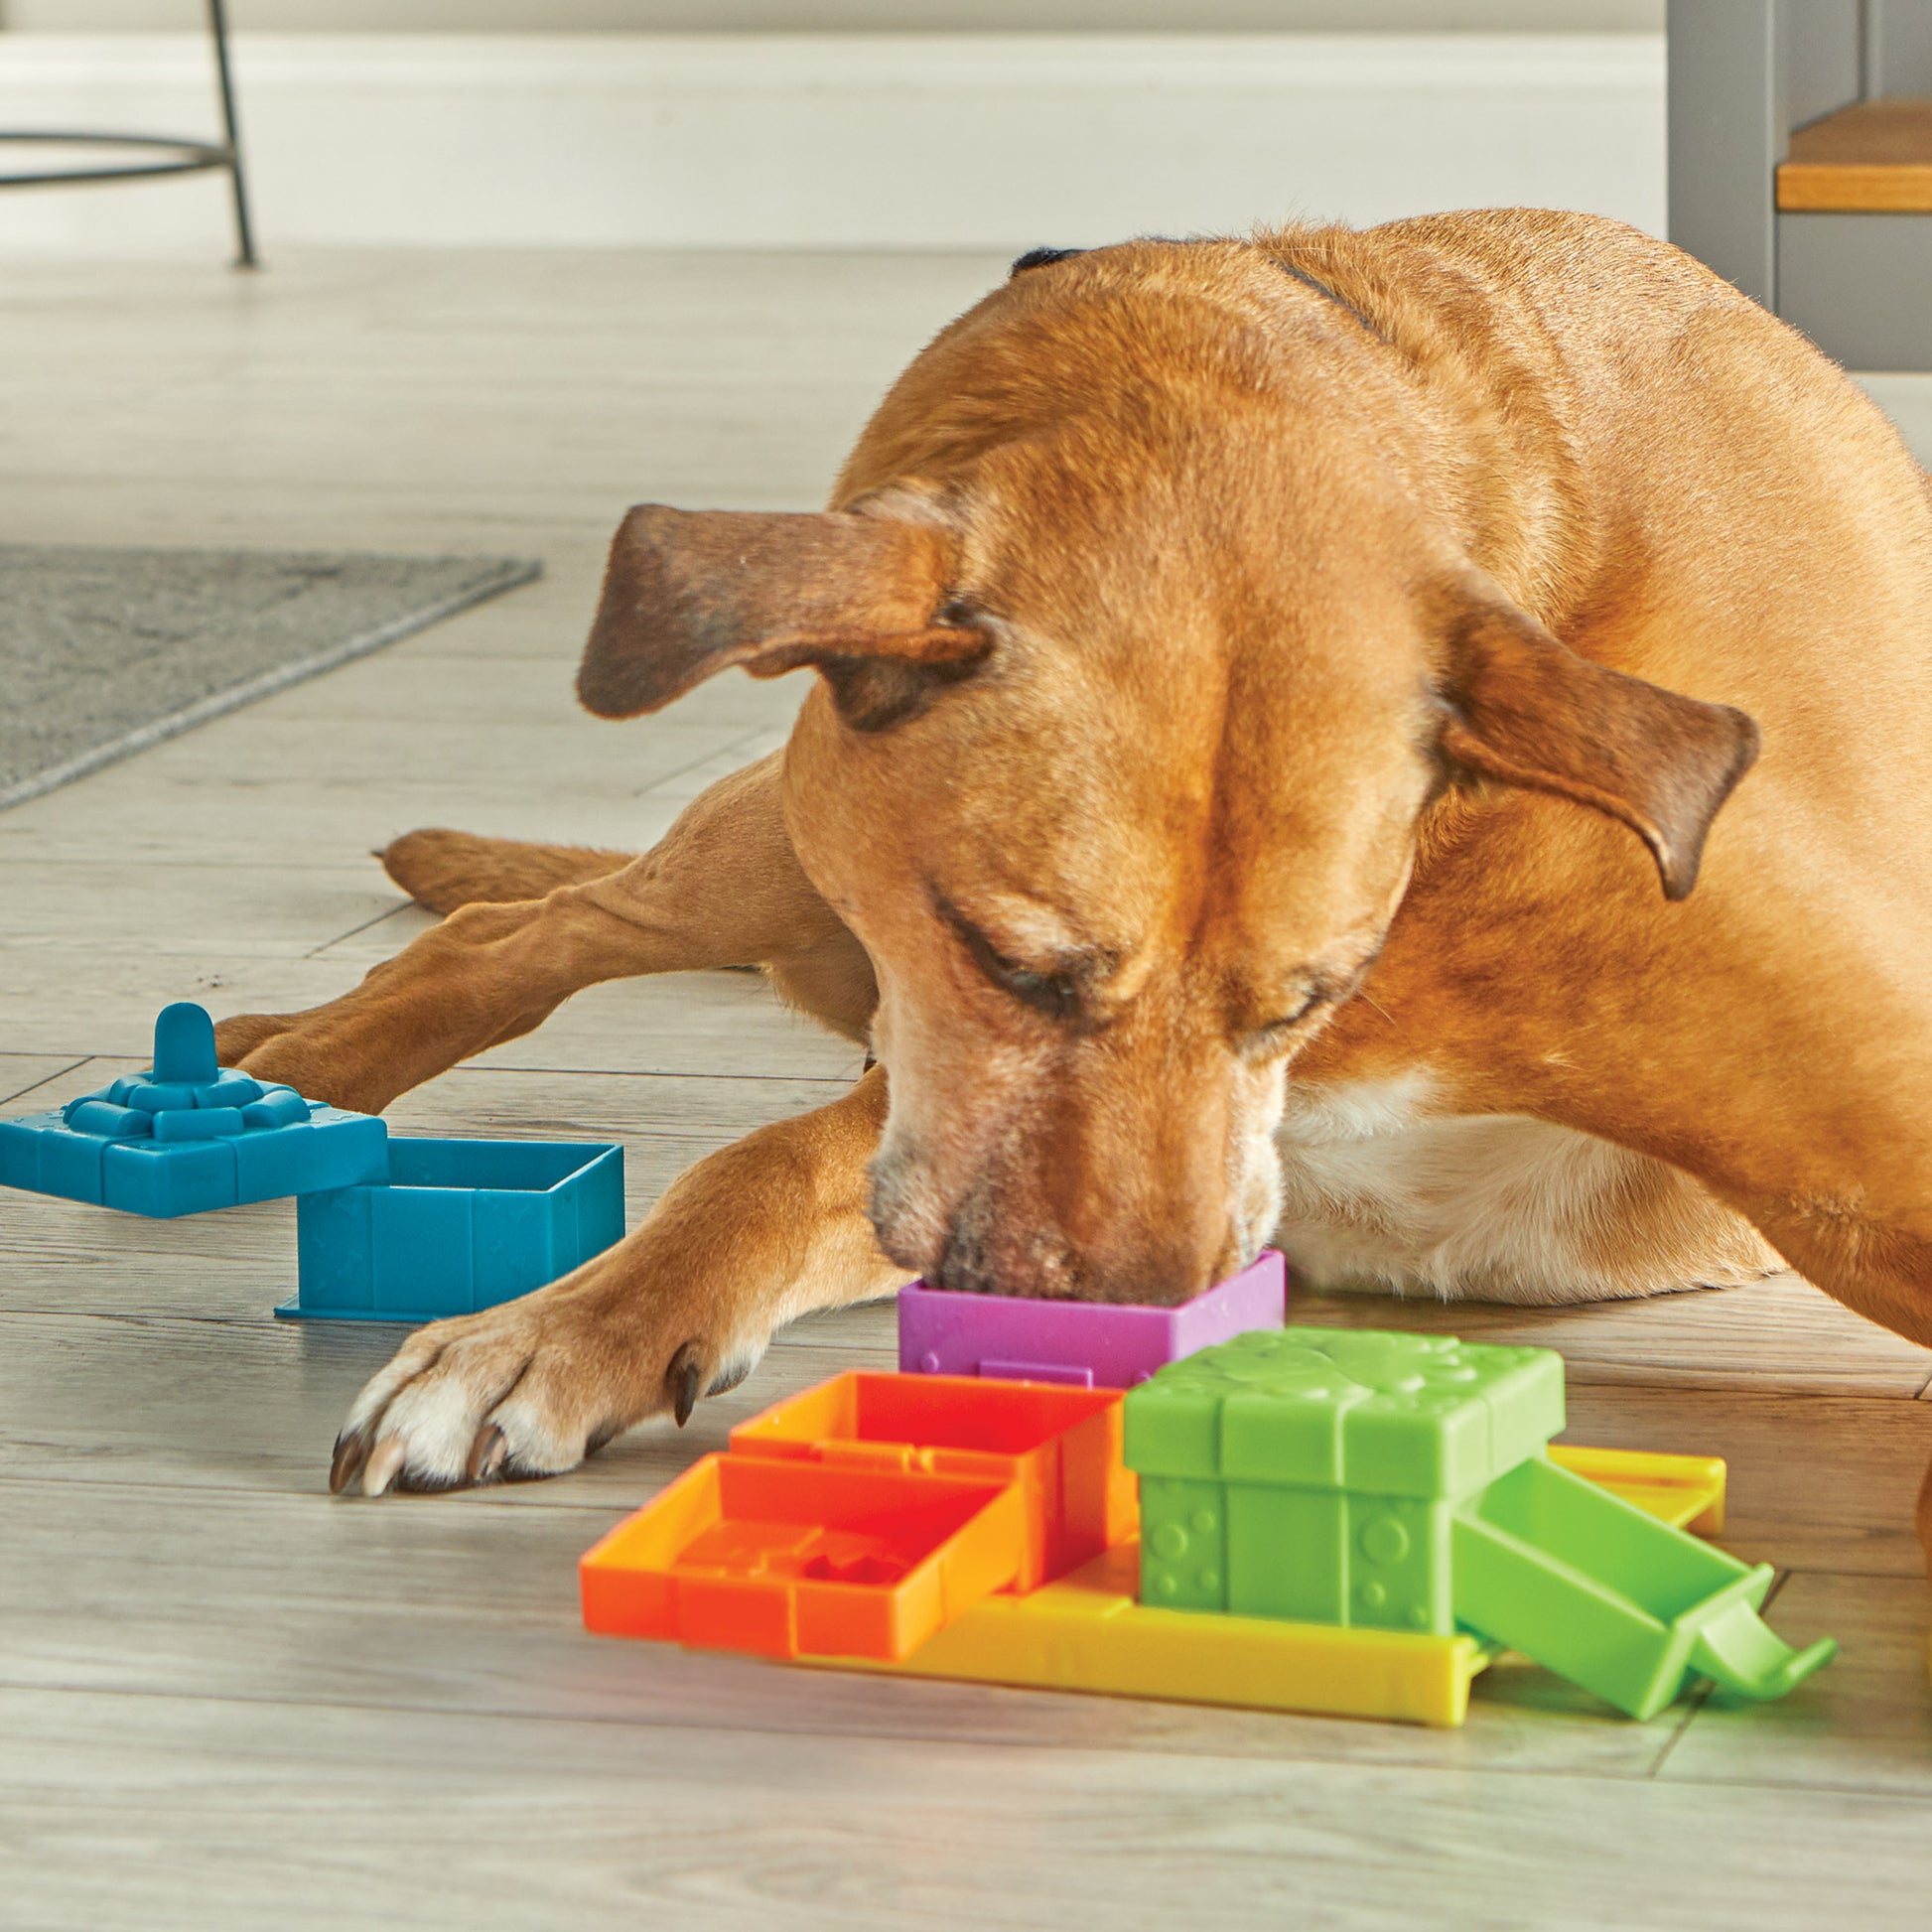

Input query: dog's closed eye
[1237,981,1348,1060]
[1242,994,1324,1055]
[994,962,1083,1024]
[933,892,1095,1028]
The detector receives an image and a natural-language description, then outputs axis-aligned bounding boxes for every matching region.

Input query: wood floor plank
[270,609,806,738]
[118,709,757,798]
[0,1052,86,1106]
[0,254,1002,561]
[0,953,412,1059]
[383,1063,862,1144]
[0,700,756,820]
[1663,1570,1932,1796]
[1558,1385,1932,1579]
[3,1292,1916,1565]
[0,1309,895,1504]
[7,1054,859,1138]
[8,1309,1921,1579]
[453,976,865,1080]
[1296,1273,1932,1398]
[634,728,794,805]
[0,956,861,1077]
[0,862,405,957]
[3,1685,1927,1932]
[0,1471,1692,1782]
[0,653,787,875]
[0,771,671,871]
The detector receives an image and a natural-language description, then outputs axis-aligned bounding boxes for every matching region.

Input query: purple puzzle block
[897,1249,1287,1389]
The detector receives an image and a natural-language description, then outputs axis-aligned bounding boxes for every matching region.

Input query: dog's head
[578,243,1758,1304]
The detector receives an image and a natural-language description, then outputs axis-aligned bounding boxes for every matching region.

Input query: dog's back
[1251,211,1932,1309]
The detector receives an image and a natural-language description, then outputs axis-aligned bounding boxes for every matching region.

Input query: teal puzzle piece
[0,1004,387,1217]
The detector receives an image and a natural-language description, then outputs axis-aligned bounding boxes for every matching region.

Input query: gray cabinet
[1669,0,1932,367]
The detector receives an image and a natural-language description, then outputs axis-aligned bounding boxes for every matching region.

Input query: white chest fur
[1271,1069,1780,1305]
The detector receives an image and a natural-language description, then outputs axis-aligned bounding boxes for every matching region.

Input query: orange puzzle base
[729,1372,1136,1590]
[580,1452,1025,1660]
[581,1374,1134,1660]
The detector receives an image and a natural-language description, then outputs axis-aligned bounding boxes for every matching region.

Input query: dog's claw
[707,1359,753,1398]
[362,1436,407,1497]
[667,1340,705,1427]
[330,1429,370,1495]
[466,1422,507,1483]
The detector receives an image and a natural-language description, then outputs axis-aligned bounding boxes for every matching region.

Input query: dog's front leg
[213,754,874,1114]
[327,1063,898,1494]
[217,881,680,1114]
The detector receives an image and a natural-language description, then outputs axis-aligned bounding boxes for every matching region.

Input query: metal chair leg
[207,0,257,270]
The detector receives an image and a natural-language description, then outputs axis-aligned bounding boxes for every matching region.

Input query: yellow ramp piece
[807,1444,1726,1728]
[1550,1444,1726,1536]
[817,1542,1492,1727]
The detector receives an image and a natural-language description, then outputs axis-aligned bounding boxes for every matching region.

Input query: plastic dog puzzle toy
[1545,1443,1725,1536]
[1122,1326,1836,1720]
[826,1537,1493,1725]
[824,1451,1737,1727]
[283,1136,624,1322]
[584,1336,1832,1725]
[580,1450,1029,1661]
[581,1375,1131,1656]
[898,1247,1287,1387]
[0,1002,627,1319]
[0,1002,387,1216]
[724,1373,1135,1592]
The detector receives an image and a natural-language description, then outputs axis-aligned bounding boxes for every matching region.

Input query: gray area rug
[0,545,541,809]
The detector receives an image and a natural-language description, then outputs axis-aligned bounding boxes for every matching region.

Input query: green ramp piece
[1451,1454,1835,1720]
[1688,1601,1839,1706]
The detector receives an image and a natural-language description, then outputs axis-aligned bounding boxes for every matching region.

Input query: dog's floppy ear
[1436,588,1760,900]
[577,503,989,732]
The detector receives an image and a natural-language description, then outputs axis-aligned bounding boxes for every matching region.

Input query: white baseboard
[0,32,1664,256]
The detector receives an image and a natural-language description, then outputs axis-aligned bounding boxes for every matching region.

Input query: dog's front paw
[213,1008,416,1116]
[213,1011,373,1114]
[326,1276,760,1497]
[212,1010,297,1068]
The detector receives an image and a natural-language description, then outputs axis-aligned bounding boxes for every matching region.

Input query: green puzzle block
[1138,1476,1228,1611]
[1138,1476,1455,1632]
[1125,1326,1565,1498]
[1126,1326,1561,1633]
[1125,1325,1839,1714]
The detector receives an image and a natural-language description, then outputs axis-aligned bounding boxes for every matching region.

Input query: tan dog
[215,210,1932,1558]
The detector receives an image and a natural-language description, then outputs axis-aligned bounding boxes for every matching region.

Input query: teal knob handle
[151,1002,219,1086]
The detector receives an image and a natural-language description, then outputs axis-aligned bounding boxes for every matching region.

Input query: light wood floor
[3,251,1932,1931]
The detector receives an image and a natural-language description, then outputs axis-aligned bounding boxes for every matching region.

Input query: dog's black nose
[931,1229,999,1298]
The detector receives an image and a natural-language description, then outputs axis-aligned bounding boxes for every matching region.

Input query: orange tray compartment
[728,1371,1138,1590]
[580,1450,1026,1661]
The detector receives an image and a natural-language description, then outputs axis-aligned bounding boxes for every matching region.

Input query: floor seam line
[0,1677,1709,1780]
[305,897,419,959]
[0,1055,91,1108]
[627,722,788,802]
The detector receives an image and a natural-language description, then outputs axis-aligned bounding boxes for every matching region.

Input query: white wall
[2,1,1664,28]
[0,31,1665,256]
